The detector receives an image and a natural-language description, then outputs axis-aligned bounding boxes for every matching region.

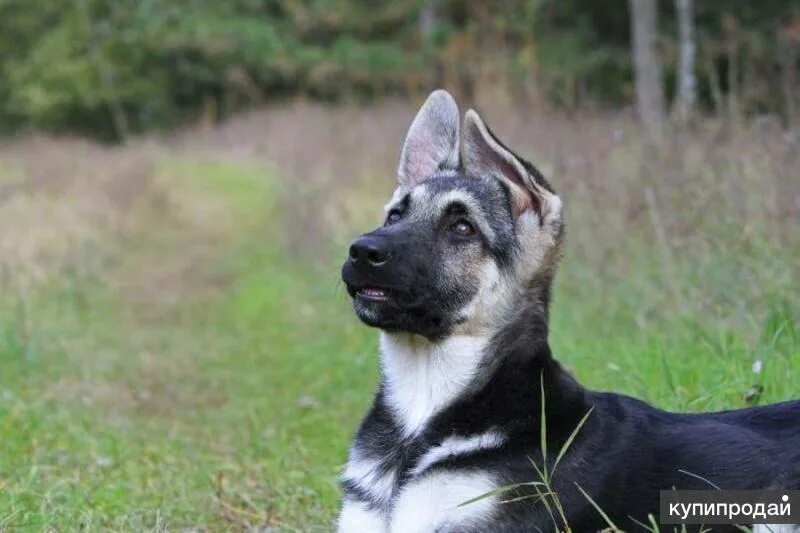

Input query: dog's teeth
[362,288,386,297]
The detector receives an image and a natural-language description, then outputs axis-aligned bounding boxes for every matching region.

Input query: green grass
[0,161,376,530]
[0,154,797,531]
[551,249,799,412]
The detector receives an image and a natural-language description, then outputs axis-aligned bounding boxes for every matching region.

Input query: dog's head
[341,90,563,340]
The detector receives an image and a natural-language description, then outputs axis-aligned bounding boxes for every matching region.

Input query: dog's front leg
[337,498,387,533]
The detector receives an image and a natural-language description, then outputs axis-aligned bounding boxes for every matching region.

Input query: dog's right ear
[397,90,460,188]
[463,109,559,222]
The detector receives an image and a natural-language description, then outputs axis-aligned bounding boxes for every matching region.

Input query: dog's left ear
[397,90,460,188]
[463,109,559,221]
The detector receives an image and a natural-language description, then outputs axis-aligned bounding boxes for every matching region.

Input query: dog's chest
[338,333,507,531]
[340,436,500,533]
[342,435,424,511]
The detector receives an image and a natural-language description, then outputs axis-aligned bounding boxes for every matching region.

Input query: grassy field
[0,104,798,530]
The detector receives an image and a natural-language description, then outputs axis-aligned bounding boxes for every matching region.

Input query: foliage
[0,0,421,138]
[0,0,797,135]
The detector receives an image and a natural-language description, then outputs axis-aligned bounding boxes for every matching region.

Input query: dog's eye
[451,219,475,237]
[385,210,402,225]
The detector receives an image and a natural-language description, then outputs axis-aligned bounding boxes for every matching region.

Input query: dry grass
[0,137,156,293]
[7,100,793,292]
[171,100,798,244]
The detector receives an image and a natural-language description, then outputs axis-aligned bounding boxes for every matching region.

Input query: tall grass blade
[457,482,544,507]
[540,372,548,482]
[552,406,595,476]
[660,351,677,396]
[575,482,620,531]
[628,514,656,532]
[677,469,721,490]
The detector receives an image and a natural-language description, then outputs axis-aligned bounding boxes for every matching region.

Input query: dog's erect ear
[397,90,460,188]
[463,109,557,220]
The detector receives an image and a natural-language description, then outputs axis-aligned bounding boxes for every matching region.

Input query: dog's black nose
[349,236,390,267]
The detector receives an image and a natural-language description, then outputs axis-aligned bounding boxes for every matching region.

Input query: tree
[0,0,796,137]
[629,0,666,137]
[419,0,443,89]
[673,0,696,123]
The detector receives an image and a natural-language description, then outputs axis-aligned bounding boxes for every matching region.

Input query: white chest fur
[379,332,489,437]
[338,469,499,533]
[338,332,500,532]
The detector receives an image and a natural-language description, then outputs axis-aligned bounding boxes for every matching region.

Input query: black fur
[344,289,800,531]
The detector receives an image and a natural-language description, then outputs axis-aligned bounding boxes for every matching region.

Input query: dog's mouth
[357,287,390,301]
[347,284,393,303]
[355,286,392,303]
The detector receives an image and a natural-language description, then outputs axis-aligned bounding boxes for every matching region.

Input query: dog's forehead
[387,173,510,218]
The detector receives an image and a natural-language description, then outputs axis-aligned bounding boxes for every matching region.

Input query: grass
[0,159,376,530]
[0,103,798,530]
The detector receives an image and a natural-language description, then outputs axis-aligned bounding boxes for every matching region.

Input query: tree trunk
[629,0,666,138]
[673,0,696,124]
[723,14,740,125]
[779,27,799,127]
[419,0,443,89]
[419,0,436,40]
[704,45,724,116]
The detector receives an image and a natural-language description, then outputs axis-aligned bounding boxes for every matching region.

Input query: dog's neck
[378,284,553,438]
[379,332,491,438]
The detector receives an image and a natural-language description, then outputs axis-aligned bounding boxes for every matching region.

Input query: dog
[338,90,800,532]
